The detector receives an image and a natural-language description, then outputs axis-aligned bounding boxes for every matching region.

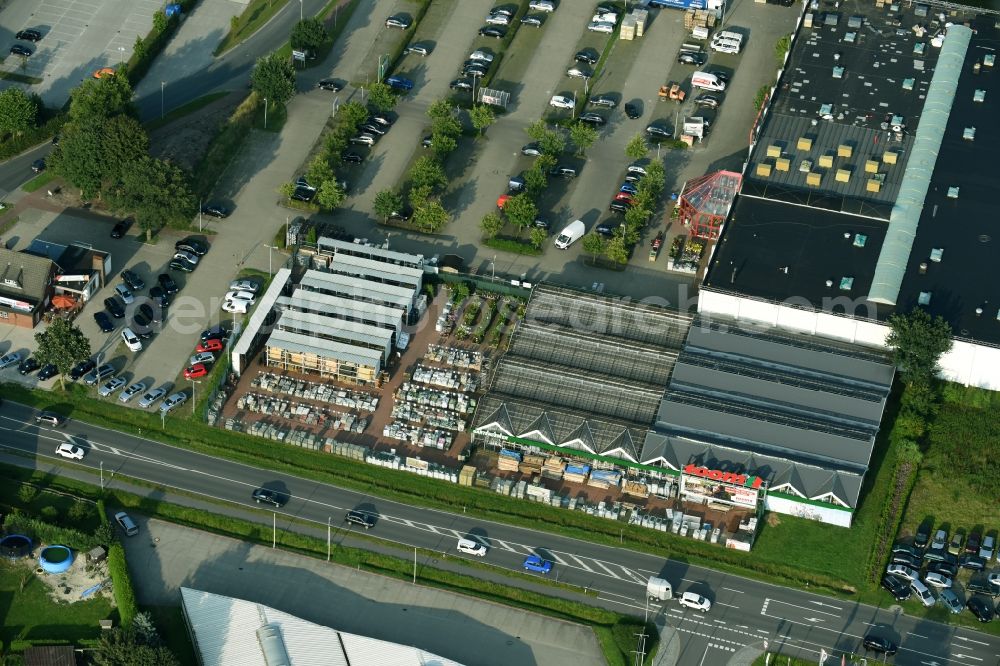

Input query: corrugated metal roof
[277,310,393,359]
[317,237,425,267]
[288,288,404,332]
[266,329,383,371]
[233,268,292,359]
[868,25,973,305]
[300,269,413,309]
[180,588,464,666]
[330,251,424,286]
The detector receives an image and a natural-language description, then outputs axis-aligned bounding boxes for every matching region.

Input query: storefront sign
[0,295,33,312]
[683,464,763,489]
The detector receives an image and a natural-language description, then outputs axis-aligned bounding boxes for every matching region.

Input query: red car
[614,192,634,202]
[183,364,208,379]
[497,194,511,209]
[196,339,223,353]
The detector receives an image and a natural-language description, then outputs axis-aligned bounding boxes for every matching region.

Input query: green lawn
[21,171,57,193]
[0,560,113,645]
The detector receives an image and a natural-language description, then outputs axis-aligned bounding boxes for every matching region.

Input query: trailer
[658,83,686,102]
[647,576,673,601]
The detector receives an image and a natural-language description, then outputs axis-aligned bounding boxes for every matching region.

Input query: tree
[373,189,403,221]
[775,33,792,66]
[430,130,457,156]
[409,183,433,209]
[34,318,91,389]
[582,233,606,263]
[625,133,648,161]
[409,155,447,191]
[306,154,335,189]
[470,104,496,136]
[536,153,557,173]
[480,212,504,238]
[413,200,449,232]
[640,160,666,197]
[525,120,549,142]
[251,52,296,106]
[278,181,296,200]
[133,34,148,63]
[538,129,565,157]
[618,221,641,247]
[306,226,318,244]
[106,157,196,239]
[291,17,328,52]
[48,118,105,199]
[605,235,630,264]
[529,227,548,249]
[569,121,598,156]
[523,164,547,198]
[152,9,169,35]
[886,309,953,383]
[366,82,397,113]
[315,179,346,210]
[100,115,150,185]
[339,100,369,128]
[503,193,537,236]
[624,205,651,229]
[427,100,456,123]
[93,626,179,666]
[0,88,37,135]
[69,71,135,121]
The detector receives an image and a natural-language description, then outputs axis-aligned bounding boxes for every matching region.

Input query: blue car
[386,76,414,91]
[523,554,553,574]
[620,183,638,195]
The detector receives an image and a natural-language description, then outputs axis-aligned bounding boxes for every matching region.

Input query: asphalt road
[0,400,997,665]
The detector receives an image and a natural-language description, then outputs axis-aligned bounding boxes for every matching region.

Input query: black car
[149,288,170,310]
[201,324,231,343]
[677,51,706,65]
[532,218,550,231]
[966,532,982,554]
[463,65,488,78]
[609,200,632,213]
[317,78,342,91]
[624,102,641,119]
[176,237,209,256]
[927,560,958,578]
[200,203,229,219]
[10,44,32,57]
[694,95,721,109]
[252,487,285,507]
[589,95,617,108]
[549,166,577,179]
[18,357,40,375]
[345,509,376,529]
[136,303,155,323]
[862,635,897,656]
[110,217,133,239]
[291,187,315,202]
[579,112,606,126]
[914,523,932,548]
[31,159,45,173]
[890,542,922,558]
[94,311,115,332]
[104,297,125,319]
[37,364,58,381]
[132,313,152,334]
[646,124,671,139]
[421,135,433,149]
[575,49,599,65]
[16,29,42,42]
[596,220,622,238]
[389,208,412,222]
[960,554,987,571]
[479,26,506,38]
[890,551,922,568]
[120,269,145,290]
[923,548,957,565]
[168,259,194,273]
[521,14,544,26]
[968,595,995,622]
[342,151,364,164]
[880,573,911,601]
[70,360,96,381]
[368,114,392,127]
[966,575,997,596]
[708,70,731,84]
[157,273,178,294]
[385,14,412,29]
[404,43,431,56]
[360,123,387,136]
[450,78,473,91]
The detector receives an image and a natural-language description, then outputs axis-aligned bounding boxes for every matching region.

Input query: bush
[753,85,770,111]
[0,114,65,161]
[3,512,98,550]
[40,506,59,520]
[107,542,138,626]
[484,237,543,256]
[17,484,38,503]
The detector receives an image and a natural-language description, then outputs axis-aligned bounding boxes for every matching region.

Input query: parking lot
[0,0,159,106]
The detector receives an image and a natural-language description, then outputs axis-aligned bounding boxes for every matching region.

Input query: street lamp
[378,54,390,82]
[490,254,496,281]
[332,96,339,118]
[299,0,303,20]
[198,197,203,232]
[385,233,394,251]
[264,244,279,277]
[263,98,268,129]
[190,378,202,416]
[160,81,165,119]
[118,46,125,65]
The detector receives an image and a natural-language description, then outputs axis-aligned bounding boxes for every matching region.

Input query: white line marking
[908,632,928,639]
[590,559,621,579]
[546,551,567,565]
[956,637,989,646]
[567,554,594,572]
[722,587,745,593]
[491,539,518,552]
[715,602,741,609]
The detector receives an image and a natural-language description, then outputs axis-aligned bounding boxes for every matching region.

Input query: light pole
[327,516,331,561]
[490,254,496,281]
[263,98,268,129]
[299,0,303,20]
[378,54,390,82]
[332,96,339,118]
[118,46,125,65]
[385,233,394,251]
[160,81,165,119]
[190,378,201,415]
[198,197,203,232]
[264,244,283,277]
[100,461,104,490]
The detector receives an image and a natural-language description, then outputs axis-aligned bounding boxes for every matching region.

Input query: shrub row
[484,236,543,255]
[0,115,65,162]
[2,511,99,551]
[126,0,201,86]
[383,0,433,81]
[97,499,138,627]
[191,92,261,198]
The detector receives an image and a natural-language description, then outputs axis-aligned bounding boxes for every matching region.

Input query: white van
[457,538,487,557]
[691,71,726,91]
[554,220,586,249]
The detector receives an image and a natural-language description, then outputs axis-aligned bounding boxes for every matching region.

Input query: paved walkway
[124,517,605,666]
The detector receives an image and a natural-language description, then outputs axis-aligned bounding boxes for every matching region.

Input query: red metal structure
[678,171,742,240]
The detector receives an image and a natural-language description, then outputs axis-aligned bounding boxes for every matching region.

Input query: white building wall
[699,289,1000,390]
[765,494,853,527]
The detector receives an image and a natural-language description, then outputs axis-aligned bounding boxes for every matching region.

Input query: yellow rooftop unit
[865,159,879,173]
[766,144,782,158]
[756,162,772,177]
[806,172,822,187]
[797,136,813,151]
[837,144,853,158]
[883,150,898,164]
[866,178,882,192]
[835,168,851,183]
[818,154,834,169]
[775,157,790,172]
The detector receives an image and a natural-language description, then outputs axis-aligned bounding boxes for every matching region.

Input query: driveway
[0,0,158,107]
[122,517,606,666]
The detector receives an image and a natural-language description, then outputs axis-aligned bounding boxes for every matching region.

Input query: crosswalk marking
[567,554,594,571]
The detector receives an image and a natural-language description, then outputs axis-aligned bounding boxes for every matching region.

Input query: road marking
[953,654,982,662]
[804,617,824,623]
[715,602,740,609]
[567,554,594,572]
[590,559,621,579]
[956,637,989,646]
[441,528,463,539]
[618,566,649,584]
[425,524,440,534]
[491,539,518,552]
[757,629,769,635]
[809,599,842,611]
[546,551,567,565]
[908,632,928,639]
[766,598,840,617]
[713,619,726,625]
[722,587,744,593]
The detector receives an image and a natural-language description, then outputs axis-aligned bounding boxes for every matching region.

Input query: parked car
[404,43,431,56]
[252,488,285,508]
[478,26,506,39]
[349,135,375,146]
[575,49,599,65]
[18,357,40,375]
[93,310,115,332]
[114,284,134,304]
[521,14,544,26]
[37,364,58,381]
[923,549,958,565]
[197,339,224,353]
[114,511,139,536]
[173,250,200,267]
[960,554,987,571]
[385,14,411,29]
[16,29,42,41]
[485,12,510,25]
[104,297,125,319]
[862,635,896,656]
[914,522,932,548]
[110,217,133,238]
[880,573,911,601]
[549,166,577,179]
[98,376,127,397]
[0,351,22,370]
[967,532,982,554]
[345,510,376,528]
[121,327,143,352]
[159,392,188,413]
[646,124,671,139]
[190,352,215,366]
[470,49,494,62]
[84,363,115,386]
[225,290,256,304]
[183,364,208,380]
[521,143,542,156]
[9,44,33,57]
[967,595,995,622]
[342,151,364,164]
[966,574,997,595]
[890,551,922,569]
[317,78,342,91]
[169,259,194,273]
[927,560,958,578]
[119,382,147,403]
[695,95,721,109]
[924,572,953,588]
[158,273,179,294]
[980,534,995,561]
[938,588,963,614]
[55,443,85,460]
[677,51,707,65]
[624,102,641,119]
[36,412,63,427]
[911,579,935,607]
[201,325,231,343]
[222,300,248,314]
[389,208,413,222]
[528,0,555,11]
[549,95,574,110]
[932,528,950,551]
[523,554,553,573]
[567,66,592,80]
[885,563,919,581]
[200,203,229,219]
[138,387,167,409]
[590,95,617,108]
[579,112,606,125]
[229,279,258,293]
[587,21,614,33]
[70,359,96,381]
[620,183,638,195]
[949,532,965,555]
[596,219,622,238]
[678,592,711,612]
[450,79,474,91]
[120,269,145,290]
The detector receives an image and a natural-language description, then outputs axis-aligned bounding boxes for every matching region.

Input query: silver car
[114,284,134,304]
[98,376,127,397]
[938,588,962,613]
[0,352,22,369]
[160,392,188,413]
[189,352,215,366]
[138,387,167,408]
[119,382,147,403]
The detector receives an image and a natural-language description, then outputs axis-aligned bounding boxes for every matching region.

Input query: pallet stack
[518,454,544,475]
[563,464,590,484]
[459,465,477,487]
[683,8,716,30]
[498,449,522,472]
[542,456,566,480]
[622,480,649,498]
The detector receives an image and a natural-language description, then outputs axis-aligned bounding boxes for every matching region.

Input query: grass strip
[0,463,654,665]
[144,92,231,131]
[216,0,291,56]
[0,71,44,84]
[21,171,57,193]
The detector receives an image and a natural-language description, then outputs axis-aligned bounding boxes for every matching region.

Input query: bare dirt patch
[148,91,246,172]
[33,547,113,605]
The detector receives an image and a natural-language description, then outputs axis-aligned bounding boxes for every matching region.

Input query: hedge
[484,236,543,255]
[2,512,98,551]
[0,115,66,161]
[97,499,138,627]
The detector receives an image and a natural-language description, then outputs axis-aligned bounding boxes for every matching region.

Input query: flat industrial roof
[317,237,424,268]
[266,328,383,371]
[300,269,414,310]
[277,310,393,352]
[329,252,424,289]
